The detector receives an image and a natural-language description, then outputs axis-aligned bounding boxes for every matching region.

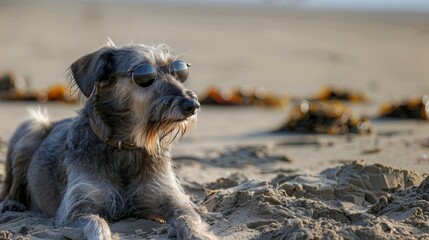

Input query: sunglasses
[109,60,191,87]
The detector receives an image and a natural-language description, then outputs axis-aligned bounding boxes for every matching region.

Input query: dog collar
[89,114,142,150]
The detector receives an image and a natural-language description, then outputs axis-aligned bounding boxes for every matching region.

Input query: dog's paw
[170,218,218,240]
[0,199,26,212]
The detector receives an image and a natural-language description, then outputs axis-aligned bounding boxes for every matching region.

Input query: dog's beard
[132,115,197,156]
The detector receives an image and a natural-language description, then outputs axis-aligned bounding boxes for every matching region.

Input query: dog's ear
[69,46,114,98]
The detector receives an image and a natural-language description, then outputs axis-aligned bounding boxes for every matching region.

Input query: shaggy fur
[1,41,216,240]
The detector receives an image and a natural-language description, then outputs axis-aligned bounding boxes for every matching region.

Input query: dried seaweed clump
[200,85,288,108]
[276,101,372,134]
[0,72,77,103]
[0,72,17,100]
[379,95,429,120]
[313,86,367,102]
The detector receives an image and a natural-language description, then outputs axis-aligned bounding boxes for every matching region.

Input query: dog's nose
[181,99,200,117]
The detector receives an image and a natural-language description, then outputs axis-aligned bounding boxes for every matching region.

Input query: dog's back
[1,108,70,215]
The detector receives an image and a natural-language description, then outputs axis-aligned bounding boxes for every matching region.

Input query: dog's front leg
[55,177,113,240]
[143,171,217,240]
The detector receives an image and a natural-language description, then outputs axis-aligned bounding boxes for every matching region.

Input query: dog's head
[69,40,199,156]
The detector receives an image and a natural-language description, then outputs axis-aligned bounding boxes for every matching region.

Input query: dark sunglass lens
[169,61,189,82]
[132,64,157,87]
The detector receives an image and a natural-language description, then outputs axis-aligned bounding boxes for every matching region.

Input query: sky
[82,0,429,13]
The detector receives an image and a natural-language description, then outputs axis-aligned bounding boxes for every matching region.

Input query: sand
[1,0,429,239]
[1,144,429,239]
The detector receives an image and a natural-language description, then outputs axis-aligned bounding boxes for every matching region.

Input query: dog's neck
[88,99,142,150]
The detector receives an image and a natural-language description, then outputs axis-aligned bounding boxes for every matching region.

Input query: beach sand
[0,0,429,239]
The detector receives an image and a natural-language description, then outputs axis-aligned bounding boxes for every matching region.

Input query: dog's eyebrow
[130,62,146,70]
[120,62,147,73]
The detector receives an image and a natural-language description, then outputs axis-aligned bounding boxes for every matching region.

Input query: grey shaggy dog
[0,40,216,240]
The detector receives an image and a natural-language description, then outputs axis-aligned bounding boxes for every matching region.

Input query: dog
[1,40,216,240]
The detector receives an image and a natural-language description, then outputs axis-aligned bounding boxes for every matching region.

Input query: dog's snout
[181,99,200,117]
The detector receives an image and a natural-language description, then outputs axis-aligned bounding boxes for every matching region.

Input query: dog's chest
[98,151,144,219]
[106,150,146,186]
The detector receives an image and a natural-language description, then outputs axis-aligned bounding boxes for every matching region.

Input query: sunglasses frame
[108,60,191,87]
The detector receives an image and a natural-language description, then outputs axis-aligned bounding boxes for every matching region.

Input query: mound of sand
[204,179,427,239]
[370,177,429,234]
[271,160,423,206]
[203,161,428,239]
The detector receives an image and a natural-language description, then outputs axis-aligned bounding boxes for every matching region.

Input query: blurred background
[1,0,428,97]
